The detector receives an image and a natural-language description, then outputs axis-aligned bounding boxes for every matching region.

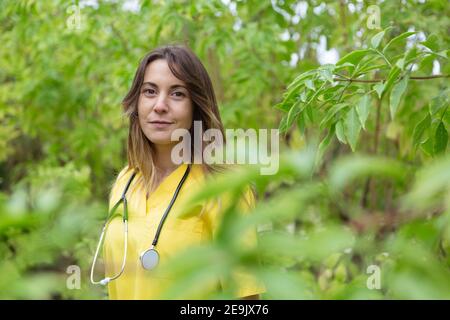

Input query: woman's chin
[147,135,176,146]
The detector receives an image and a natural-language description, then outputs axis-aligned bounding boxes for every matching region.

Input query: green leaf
[287,71,315,90]
[284,102,302,133]
[420,34,439,52]
[384,66,401,93]
[254,269,315,299]
[395,58,405,70]
[419,54,436,74]
[305,104,314,122]
[279,114,289,133]
[336,49,372,66]
[335,120,347,144]
[371,30,386,49]
[300,90,308,102]
[318,64,335,83]
[404,46,421,64]
[319,103,349,129]
[297,114,306,135]
[428,50,448,59]
[356,95,371,130]
[413,114,431,146]
[344,108,361,152]
[373,82,385,99]
[274,101,290,112]
[383,31,416,53]
[405,156,450,210]
[434,121,448,154]
[421,137,434,156]
[389,76,409,120]
[282,82,304,103]
[329,155,406,191]
[357,64,389,74]
[305,79,315,91]
[335,62,356,71]
[318,123,336,156]
[429,93,449,116]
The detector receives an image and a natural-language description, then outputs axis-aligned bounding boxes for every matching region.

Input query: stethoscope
[90,164,191,286]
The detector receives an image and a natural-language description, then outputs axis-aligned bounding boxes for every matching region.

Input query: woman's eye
[173,91,185,97]
[143,88,155,95]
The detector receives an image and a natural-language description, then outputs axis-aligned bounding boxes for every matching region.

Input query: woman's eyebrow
[142,81,187,89]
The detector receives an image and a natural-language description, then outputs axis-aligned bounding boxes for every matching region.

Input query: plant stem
[334,74,449,83]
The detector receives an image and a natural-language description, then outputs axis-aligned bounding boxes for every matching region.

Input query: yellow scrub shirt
[103,163,266,299]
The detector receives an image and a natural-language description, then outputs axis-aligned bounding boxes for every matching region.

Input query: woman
[93,45,265,299]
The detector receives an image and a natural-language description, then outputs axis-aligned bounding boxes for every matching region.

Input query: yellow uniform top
[103,163,266,299]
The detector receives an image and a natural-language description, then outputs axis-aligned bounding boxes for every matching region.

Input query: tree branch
[334,74,449,83]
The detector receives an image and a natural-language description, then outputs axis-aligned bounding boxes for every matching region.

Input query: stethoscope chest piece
[140,247,159,270]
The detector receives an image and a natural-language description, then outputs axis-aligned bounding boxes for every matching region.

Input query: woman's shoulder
[117,165,134,180]
[108,165,137,203]
[110,165,134,188]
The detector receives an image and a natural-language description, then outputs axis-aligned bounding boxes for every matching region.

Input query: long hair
[121,44,225,196]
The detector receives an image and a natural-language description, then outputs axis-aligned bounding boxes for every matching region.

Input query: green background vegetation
[0,0,449,299]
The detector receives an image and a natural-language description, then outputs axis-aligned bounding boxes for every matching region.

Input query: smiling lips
[149,120,174,128]
[150,120,173,124]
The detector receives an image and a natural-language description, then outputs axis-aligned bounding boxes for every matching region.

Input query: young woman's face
[138,59,193,146]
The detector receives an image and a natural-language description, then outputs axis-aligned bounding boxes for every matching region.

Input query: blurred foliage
[0,0,449,299]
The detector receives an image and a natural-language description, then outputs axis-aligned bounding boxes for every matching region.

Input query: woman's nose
[153,94,169,113]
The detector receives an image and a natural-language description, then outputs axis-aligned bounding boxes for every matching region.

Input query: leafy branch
[334,74,449,83]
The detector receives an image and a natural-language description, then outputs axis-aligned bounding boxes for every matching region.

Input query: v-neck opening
[145,163,188,209]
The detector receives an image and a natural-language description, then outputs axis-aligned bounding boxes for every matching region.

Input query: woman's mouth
[149,120,174,129]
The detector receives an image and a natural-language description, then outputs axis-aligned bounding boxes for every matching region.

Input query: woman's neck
[153,143,179,177]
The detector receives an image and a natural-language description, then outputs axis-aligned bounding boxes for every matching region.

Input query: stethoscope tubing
[90,171,136,285]
[90,165,190,285]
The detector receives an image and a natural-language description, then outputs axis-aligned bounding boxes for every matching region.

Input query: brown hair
[121,44,225,196]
